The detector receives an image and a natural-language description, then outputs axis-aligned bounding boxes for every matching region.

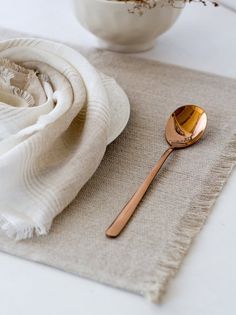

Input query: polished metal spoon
[106,105,207,238]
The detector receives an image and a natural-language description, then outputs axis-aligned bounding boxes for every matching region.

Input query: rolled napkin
[0,38,130,240]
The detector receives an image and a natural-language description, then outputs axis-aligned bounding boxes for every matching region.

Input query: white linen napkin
[0,38,129,240]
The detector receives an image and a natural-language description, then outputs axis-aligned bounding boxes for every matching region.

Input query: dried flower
[112,0,218,14]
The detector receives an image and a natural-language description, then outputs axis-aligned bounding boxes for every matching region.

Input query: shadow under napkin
[0,28,236,303]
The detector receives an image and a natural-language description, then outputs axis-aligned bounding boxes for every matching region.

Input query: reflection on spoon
[106,105,207,238]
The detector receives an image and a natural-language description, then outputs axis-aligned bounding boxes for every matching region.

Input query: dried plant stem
[113,0,218,14]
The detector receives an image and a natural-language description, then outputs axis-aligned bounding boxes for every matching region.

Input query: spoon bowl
[106,105,207,238]
[165,105,207,148]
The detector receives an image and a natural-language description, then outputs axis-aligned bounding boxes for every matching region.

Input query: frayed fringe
[11,86,34,106]
[0,58,35,106]
[0,66,15,85]
[0,215,50,241]
[0,58,46,84]
[146,133,236,303]
[0,58,30,74]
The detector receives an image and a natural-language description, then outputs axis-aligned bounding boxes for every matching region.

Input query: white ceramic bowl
[73,0,184,52]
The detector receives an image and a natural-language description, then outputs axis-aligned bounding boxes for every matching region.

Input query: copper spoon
[106,105,207,238]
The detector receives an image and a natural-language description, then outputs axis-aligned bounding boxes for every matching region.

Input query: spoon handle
[106,147,174,238]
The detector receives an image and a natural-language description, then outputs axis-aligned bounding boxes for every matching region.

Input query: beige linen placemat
[0,28,236,302]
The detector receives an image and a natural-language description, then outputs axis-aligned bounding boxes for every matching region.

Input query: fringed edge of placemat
[146,134,236,303]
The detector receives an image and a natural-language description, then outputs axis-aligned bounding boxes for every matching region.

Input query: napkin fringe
[0,215,49,241]
[147,134,236,303]
[0,57,30,74]
[11,86,35,106]
[0,59,35,106]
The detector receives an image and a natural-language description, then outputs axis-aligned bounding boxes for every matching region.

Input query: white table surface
[0,1,235,314]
